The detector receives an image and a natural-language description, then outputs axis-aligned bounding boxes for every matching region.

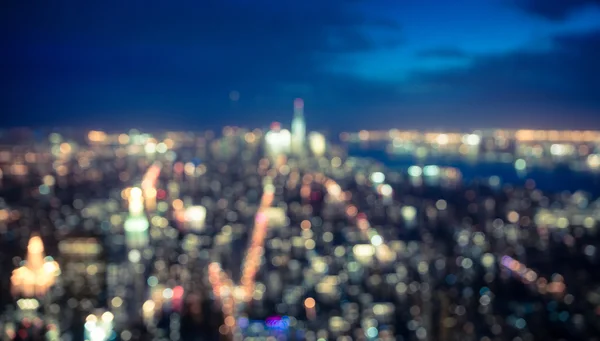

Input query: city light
[2,113,599,340]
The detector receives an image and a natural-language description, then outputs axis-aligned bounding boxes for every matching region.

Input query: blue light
[147,276,158,287]
[39,185,50,195]
[445,274,457,285]
[265,316,290,330]
[559,311,569,322]
[423,165,440,177]
[515,318,526,329]
[366,327,378,338]
[238,317,249,328]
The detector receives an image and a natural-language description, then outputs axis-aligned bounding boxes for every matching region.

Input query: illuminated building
[124,216,149,248]
[128,187,144,215]
[308,132,326,157]
[124,187,149,248]
[11,235,60,298]
[264,123,291,157]
[291,98,306,155]
[59,238,102,257]
[141,163,160,213]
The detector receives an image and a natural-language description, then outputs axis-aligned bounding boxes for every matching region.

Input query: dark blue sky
[2,0,600,131]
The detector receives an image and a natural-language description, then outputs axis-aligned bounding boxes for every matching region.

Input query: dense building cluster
[341,129,600,171]
[0,107,599,341]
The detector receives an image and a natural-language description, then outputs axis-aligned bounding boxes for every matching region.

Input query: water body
[348,147,600,198]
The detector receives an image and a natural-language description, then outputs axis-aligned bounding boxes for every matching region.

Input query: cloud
[511,0,600,21]
[416,47,470,60]
[402,29,600,125]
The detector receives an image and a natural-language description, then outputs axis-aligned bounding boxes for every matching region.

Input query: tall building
[291,98,306,154]
[124,187,149,248]
[11,235,60,297]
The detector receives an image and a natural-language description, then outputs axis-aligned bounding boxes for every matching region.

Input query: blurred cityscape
[341,129,600,172]
[1,100,600,341]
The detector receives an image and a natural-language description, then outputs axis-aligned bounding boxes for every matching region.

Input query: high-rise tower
[124,187,149,248]
[11,235,60,297]
[291,98,306,154]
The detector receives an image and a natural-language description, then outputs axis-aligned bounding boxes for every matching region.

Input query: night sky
[2,0,600,132]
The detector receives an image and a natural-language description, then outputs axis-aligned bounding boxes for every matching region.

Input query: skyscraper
[291,98,306,154]
[124,187,149,248]
[11,235,60,297]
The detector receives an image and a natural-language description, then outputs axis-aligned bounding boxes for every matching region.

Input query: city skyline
[2,0,600,130]
[1,122,599,341]
[2,2,600,336]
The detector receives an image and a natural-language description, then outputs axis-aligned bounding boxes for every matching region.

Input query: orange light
[224,316,235,327]
[172,199,184,210]
[304,297,316,309]
[301,220,311,230]
[59,143,72,154]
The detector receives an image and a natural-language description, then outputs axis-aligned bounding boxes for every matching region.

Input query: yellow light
[143,300,155,313]
[101,311,114,322]
[111,297,123,308]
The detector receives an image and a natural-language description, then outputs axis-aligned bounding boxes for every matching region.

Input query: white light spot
[465,134,481,146]
[408,166,422,177]
[423,165,440,177]
[370,172,385,184]
[401,206,417,221]
[380,184,393,197]
[128,250,141,263]
[163,288,174,299]
[436,134,449,145]
[435,199,447,210]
